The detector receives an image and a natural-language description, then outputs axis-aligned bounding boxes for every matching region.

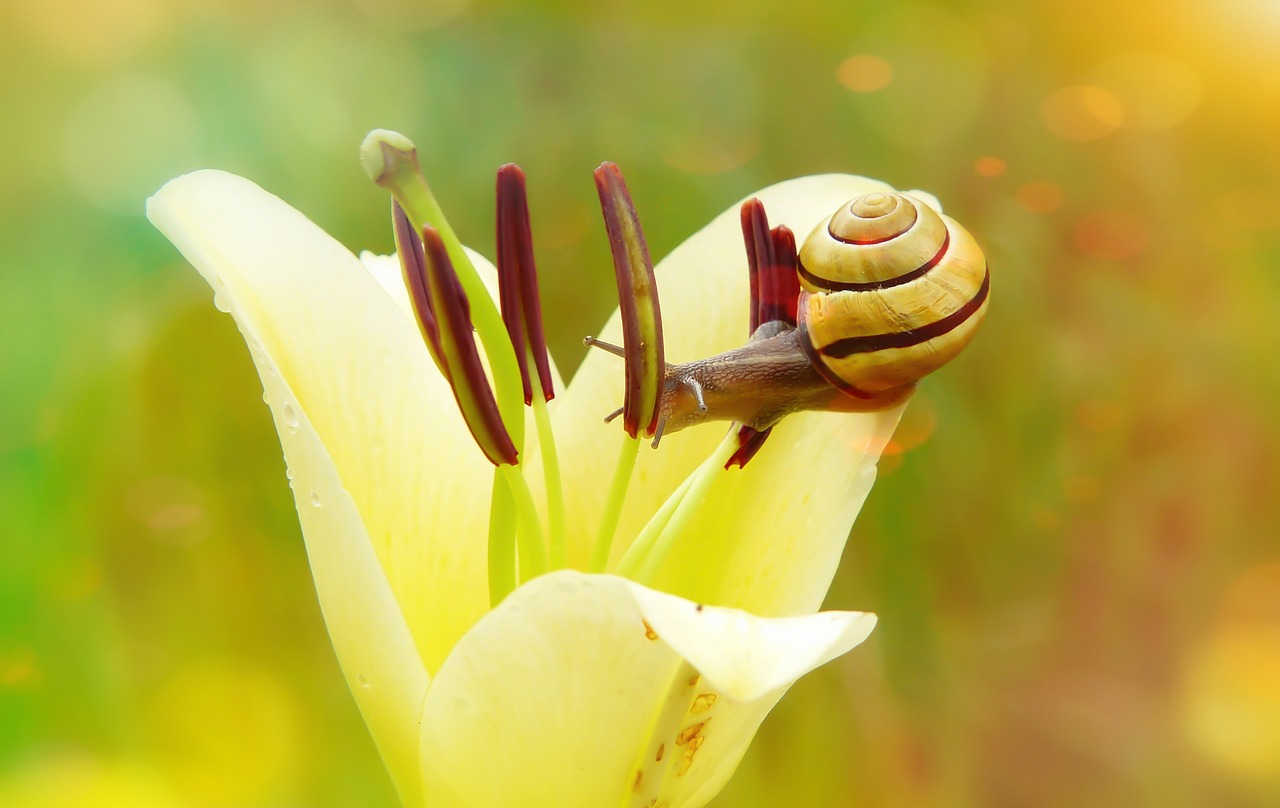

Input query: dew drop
[356,673,371,688]
[285,467,294,481]
[309,491,321,507]
[212,292,230,313]
[282,402,299,431]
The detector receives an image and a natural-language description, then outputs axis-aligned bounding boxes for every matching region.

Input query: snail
[642,191,989,441]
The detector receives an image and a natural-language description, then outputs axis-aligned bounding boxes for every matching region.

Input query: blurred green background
[4,0,1280,804]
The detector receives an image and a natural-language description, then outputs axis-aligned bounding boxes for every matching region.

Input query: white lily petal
[555,175,907,613]
[626,583,877,704]
[147,176,431,802]
[419,570,875,808]
[247,344,429,805]
[147,170,494,675]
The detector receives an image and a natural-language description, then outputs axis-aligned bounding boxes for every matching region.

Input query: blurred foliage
[3,0,1280,805]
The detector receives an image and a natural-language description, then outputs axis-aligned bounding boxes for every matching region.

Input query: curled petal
[419,571,875,807]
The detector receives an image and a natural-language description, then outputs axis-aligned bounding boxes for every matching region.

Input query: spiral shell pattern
[796,192,989,396]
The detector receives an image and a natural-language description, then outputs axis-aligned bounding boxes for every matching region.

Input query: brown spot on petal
[642,619,659,641]
[688,674,700,687]
[656,743,665,762]
[633,770,643,792]
[676,721,706,745]
[691,693,718,714]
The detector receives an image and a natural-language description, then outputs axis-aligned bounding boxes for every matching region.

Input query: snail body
[656,191,989,438]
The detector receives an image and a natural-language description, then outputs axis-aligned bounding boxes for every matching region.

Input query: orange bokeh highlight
[1181,627,1280,784]
[880,395,939,457]
[974,156,1007,177]
[1091,52,1202,131]
[1041,85,1125,141]
[837,55,894,93]
[1073,210,1149,260]
[1016,181,1064,213]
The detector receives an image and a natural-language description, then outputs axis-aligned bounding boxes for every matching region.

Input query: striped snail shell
[797,192,990,397]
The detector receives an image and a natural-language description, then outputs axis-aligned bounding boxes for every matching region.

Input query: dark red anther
[496,164,555,405]
[594,162,664,440]
[394,202,446,374]
[760,225,800,328]
[728,199,804,469]
[740,198,800,335]
[413,224,518,466]
[725,425,773,470]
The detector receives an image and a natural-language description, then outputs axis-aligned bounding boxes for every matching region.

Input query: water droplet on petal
[282,402,299,431]
[212,292,230,313]
[309,491,321,507]
[356,673,371,688]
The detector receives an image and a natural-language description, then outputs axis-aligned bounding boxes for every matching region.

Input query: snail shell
[796,192,989,396]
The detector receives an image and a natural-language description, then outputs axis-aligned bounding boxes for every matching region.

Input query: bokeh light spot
[660,131,761,175]
[837,55,894,93]
[0,647,39,688]
[0,755,182,807]
[974,156,1007,177]
[252,21,426,157]
[62,75,200,216]
[1015,181,1064,213]
[846,7,988,148]
[881,395,938,456]
[1041,85,1125,142]
[1181,628,1280,784]
[1091,52,1202,131]
[1073,210,1149,260]
[147,664,299,803]
[14,0,171,66]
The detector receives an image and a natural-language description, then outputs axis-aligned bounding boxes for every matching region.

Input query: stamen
[415,225,518,466]
[393,202,445,373]
[725,427,772,469]
[603,407,624,424]
[729,200,803,469]
[496,164,554,405]
[593,162,664,440]
[760,224,800,328]
[740,199,800,334]
[360,129,525,455]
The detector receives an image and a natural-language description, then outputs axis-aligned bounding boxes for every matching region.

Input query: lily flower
[146,133,907,807]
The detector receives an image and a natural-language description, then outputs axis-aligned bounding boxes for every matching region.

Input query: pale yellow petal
[555,175,907,613]
[149,173,430,800]
[419,571,875,808]
[242,342,428,804]
[147,170,494,676]
[627,582,877,704]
